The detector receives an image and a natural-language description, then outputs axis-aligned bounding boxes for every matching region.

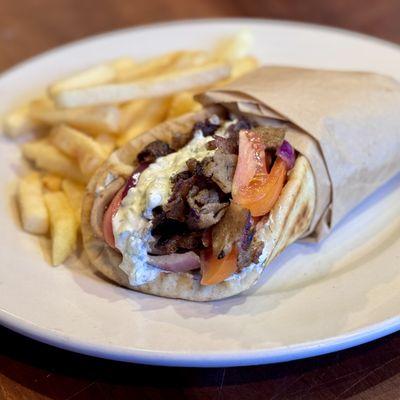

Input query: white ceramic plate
[1,19,400,367]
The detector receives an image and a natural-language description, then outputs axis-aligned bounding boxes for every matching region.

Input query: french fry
[115,51,184,82]
[53,63,231,108]
[116,51,212,82]
[216,56,260,87]
[44,191,78,265]
[119,99,151,131]
[17,172,49,234]
[31,105,120,135]
[49,58,137,95]
[42,173,63,191]
[2,95,54,138]
[96,133,116,155]
[117,97,170,146]
[108,57,136,80]
[50,125,106,177]
[30,96,55,111]
[212,30,254,63]
[61,179,85,225]
[230,55,259,79]
[49,64,116,95]
[165,51,210,70]
[167,92,202,119]
[2,104,45,138]
[22,140,86,183]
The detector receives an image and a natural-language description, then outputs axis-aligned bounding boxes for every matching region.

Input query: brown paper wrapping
[197,66,400,240]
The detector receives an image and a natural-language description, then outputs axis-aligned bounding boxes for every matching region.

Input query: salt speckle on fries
[5,31,259,266]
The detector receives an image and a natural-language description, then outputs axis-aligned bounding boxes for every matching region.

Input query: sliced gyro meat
[211,203,253,259]
[152,231,205,254]
[237,238,263,270]
[226,117,251,136]
[253,126,285,149]
[136,140,173,164]
[201,152,238,193]
[206,135,238,154]
[223,117,252,151]
[186,187,228,230]
[191,117,221,137]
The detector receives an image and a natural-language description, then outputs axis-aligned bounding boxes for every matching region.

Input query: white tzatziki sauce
[113,129,219,286]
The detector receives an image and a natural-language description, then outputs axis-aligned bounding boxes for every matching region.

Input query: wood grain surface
[1,1,400,399]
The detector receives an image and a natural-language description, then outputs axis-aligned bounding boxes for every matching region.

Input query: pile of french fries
[4,31,259,266]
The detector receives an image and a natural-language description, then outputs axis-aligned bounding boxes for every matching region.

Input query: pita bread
[81,106,316,301]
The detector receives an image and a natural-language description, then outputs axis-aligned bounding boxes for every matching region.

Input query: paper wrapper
[197,66,400,240]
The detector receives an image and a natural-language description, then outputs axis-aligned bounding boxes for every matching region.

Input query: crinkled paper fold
[198,66,400,240]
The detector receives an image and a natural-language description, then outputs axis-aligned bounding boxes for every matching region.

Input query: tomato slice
[232,130,267,197]
[232,128,288,217]
[235,158,287,217]
[200,246,238,286]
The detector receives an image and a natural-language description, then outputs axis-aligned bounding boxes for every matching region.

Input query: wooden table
[1,1,400,399]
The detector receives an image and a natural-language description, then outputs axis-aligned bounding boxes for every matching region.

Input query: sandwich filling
[103,114,296,287]
[113,128,216,285]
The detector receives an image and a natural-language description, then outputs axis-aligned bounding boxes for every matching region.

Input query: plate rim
[2,17,400,79]
[1,17,400,367]
[1,308,399,367]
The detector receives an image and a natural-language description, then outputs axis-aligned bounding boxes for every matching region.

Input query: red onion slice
[148,252,201,272]
[276,140,295,170]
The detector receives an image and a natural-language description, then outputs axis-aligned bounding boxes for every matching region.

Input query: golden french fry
[165,51,210,70]
[53,63,231,108]
[50,125,106,177]
[42,173,63,191]
[119,99,151,131]
[212,30,254,63]
[30,96,55,111]
[2,95,54,138]
[108,57,136,80]
[230,55,259,78]
[2,104,45,138]
[44,191,78,265]
[31,105,120,135]
[49,64,116,95]
[22,140,86,183]
[117,51,211,83]
[115,51,184,82]
[216,56,260,87]
[61,179,85,225]
[117,97,170,146]
[167,92,202,119]
[96,133,116,155]
[50,124,104,158]
[17,172,49,234]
